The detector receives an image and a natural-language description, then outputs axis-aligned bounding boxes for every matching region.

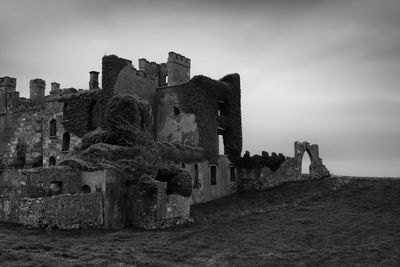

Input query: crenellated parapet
[0,76,17,92]
[167,51,191,86]
[0,76,19,114]
[168,51,191,67]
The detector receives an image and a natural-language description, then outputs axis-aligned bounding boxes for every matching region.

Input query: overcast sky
[1,0,399,176]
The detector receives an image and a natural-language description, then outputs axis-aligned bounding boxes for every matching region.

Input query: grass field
[1,176,399,266]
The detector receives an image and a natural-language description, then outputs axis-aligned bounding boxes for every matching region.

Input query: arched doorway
[301,150,312,177]
[63,103,69,120]
[81,185,91,193]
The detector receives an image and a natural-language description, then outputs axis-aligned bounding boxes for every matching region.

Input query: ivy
[60,90,101,138]
[156,167,193,197]
[174,74,242,163]
[237,151,286,172]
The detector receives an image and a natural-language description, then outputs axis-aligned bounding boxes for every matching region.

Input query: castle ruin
[0,52,330,229]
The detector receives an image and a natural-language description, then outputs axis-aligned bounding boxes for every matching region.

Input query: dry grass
[1,177,399,266]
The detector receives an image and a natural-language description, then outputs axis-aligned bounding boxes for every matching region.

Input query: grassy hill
[0,176,399,266]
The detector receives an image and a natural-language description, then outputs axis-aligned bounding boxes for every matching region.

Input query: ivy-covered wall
[101,55,132,126]
[156,74,242,164]
[60,90,101,138]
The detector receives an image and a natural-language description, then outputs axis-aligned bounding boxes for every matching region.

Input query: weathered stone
[238,141,330,192]
[0,52,331,231]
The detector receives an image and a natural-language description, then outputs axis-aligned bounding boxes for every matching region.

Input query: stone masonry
[0,51,330,230]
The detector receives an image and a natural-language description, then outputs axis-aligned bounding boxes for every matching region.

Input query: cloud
[0,0,400,176]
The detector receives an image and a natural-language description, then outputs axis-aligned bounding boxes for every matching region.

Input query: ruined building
[0,52,329,229]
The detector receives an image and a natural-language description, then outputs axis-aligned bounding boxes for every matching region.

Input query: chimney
[89,71,99,90]
[51,82,60,91]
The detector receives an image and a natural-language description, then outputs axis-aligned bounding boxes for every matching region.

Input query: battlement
[168,51,191,67]
[51,82,60,91]
[138,58,150,67]
[136,69,150,79]
[167,52,191,86]
[30,79,46,87]
[0,76,17,87]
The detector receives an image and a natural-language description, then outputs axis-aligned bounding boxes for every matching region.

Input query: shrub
[138,175,158,197]
[156,167,193,197]
[237,150,286,172]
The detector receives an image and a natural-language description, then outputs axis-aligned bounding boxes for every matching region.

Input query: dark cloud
[1,0,400,176]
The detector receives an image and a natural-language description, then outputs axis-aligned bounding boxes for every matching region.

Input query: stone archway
[294,141,330,179]
[301,149,312,176]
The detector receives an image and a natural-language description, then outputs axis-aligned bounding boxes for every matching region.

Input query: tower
[166,52,191,86]
[89,71,99,90]
[0,76,17,113]
[51,82,60,91]
[30,79,45,106]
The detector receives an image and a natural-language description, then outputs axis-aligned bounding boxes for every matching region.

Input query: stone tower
[89,71,99,90]
[0,76,17,113]
[30,79,45,106]
[167,52,191,86]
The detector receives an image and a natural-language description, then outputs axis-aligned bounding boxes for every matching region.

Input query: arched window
[49,119,57,137]
[81,185,91,193]
[49,156,56,166]
[194,164,200,188]
[63,103,69,120]
[62,132,70,152]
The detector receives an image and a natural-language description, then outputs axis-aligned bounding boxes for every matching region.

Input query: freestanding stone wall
[239,141,330,192]
[293,141,330,179]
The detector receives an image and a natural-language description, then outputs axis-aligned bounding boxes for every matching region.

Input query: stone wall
[0,168,103,229]
[1,108,43,167]
[156,74,242,164]
[16,193,103,229]
[127,181,191,229]
[156,89,199,146]
[82,169,192,230]
[293,141,330,179]
[163,156,238,205]
[113,65,156,103]
[60,90,102,137]
[239,157,301,191]
[0,167,82,198]
[239,141,330,192]
[0,190,21,223]
[0,98,81,168]
[191,156,237,204]
[0,113,19,164]
[42,100,81,166]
